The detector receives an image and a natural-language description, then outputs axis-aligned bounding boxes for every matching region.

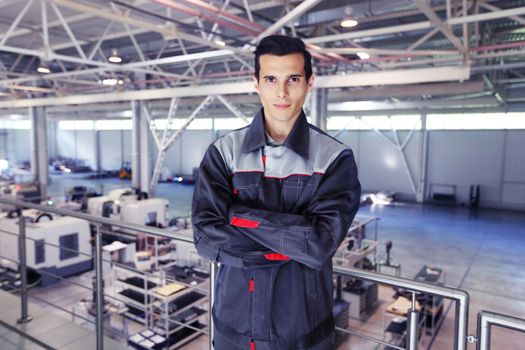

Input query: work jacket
[191,108,361,350]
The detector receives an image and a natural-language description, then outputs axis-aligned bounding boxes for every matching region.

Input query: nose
[277,82,288,99]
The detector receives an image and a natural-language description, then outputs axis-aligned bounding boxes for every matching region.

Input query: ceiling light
[102,78,118,86]
[37,66,50,74]
[357,51,370,60]
[340,19,358,28]
[108,48,122,63]
[215,40,226,46]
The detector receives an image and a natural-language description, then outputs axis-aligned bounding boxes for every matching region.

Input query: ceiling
[0,0,525,119]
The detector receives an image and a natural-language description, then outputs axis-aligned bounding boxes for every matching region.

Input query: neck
[264,113,300,144]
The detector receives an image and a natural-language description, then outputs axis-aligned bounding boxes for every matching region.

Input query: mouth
[273,104,291,110]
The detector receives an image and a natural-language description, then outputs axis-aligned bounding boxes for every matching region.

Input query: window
[58,120,94,130]
[327,115,421,130]
[327,116,367,130]
[35,239,45,264]
[59,233,79,260]
[150,118,213,130]
[427,112,525,130]
[0,120,31,129]
[214,118,251,130]
[95,119,132,130]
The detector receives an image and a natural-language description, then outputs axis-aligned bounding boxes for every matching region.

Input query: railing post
[209,262,218,350]
[95,224,104,350]
[455,292,469,350]
[477,312,490,350]
[17,214,32,324]
[406,291,418,350]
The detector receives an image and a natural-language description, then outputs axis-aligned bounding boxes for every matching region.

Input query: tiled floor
[0,290,127,350]
[1,174,524,349]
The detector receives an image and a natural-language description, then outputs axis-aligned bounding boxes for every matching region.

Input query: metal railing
[477,311,525,350]
[332,265,469,350]
[0,196,201,350]
[0,196,524,350]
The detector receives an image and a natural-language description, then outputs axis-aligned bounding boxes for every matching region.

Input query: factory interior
[0,0,525,349]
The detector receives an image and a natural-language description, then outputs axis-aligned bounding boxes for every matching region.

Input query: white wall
[99,130,125,171]
[55,129,97,170]
[44,124,525,211]
[335,129,525,210]
[334,130,422,199]
[158,130,214,175]
[427,131,505,206]
[501,131,525,206]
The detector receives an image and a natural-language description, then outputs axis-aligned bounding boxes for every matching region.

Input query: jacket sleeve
[191,144,288,269]
[228,149,361,270]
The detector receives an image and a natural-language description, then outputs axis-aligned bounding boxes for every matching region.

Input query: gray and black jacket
[191,108,361,350]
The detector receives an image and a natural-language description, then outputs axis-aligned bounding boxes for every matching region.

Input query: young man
[192,35,361,350]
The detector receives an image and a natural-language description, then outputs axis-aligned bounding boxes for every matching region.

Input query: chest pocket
[232,172,262,206]
[282,175,318,212]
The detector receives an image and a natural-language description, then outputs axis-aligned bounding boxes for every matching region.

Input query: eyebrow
[262,74,304,79]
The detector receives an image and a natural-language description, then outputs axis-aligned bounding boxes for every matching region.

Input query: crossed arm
[191,144,361,270]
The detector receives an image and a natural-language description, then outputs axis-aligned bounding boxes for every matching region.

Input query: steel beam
[310,47,457,56]
[255,0,322,41]
[216,95,251,124]
[414,0,465,53]
[50,1,87,59]
[479,1,525,26]
[0,66,471,108]
[50,0,172,36]
[0,45,187,86]
[343,81,485,99]
[0,0,34,46]
[329,96,499,111]
[305,6,525,44]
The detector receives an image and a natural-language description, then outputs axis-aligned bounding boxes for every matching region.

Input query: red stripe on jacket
[231,216,260,228]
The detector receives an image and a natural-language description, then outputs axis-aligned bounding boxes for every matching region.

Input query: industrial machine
[87,188,172,228]
[0,209,92,286]
[0,181,42,210]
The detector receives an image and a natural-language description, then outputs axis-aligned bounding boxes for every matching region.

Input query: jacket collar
[242,108,309,159]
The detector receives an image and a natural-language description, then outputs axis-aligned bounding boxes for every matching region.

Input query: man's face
[253,53,314,125]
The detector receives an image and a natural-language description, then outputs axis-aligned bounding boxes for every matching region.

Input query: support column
[139,101,150,194]
[95,130,101,172]
[311,88,328,130]
[29,106,48,199]
[416,114,428,203]
[131,100,141,190]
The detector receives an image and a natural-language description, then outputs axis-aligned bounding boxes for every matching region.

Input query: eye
[264,77,276,83]
[289,77,301,83]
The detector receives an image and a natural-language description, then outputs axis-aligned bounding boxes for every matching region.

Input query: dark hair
[254,35,312,81]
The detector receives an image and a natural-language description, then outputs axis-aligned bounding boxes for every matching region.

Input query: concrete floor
[1,173,524,349]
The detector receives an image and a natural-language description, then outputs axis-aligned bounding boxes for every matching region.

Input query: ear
[252,74,260,94]
[307,74,315,92]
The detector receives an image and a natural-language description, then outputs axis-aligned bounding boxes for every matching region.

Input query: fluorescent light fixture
[356,51,370,60]
[108,48,122,63]
[102,78,118,86]
[340,19,358,28]
[37,66,50,74]
[215,40,226,46]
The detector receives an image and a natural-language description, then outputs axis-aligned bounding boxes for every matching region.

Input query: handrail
[477,311,525,350]
[4,196,525,350]
[333,265,469,350]
[0,197,193,244]
[0,196,199,350]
